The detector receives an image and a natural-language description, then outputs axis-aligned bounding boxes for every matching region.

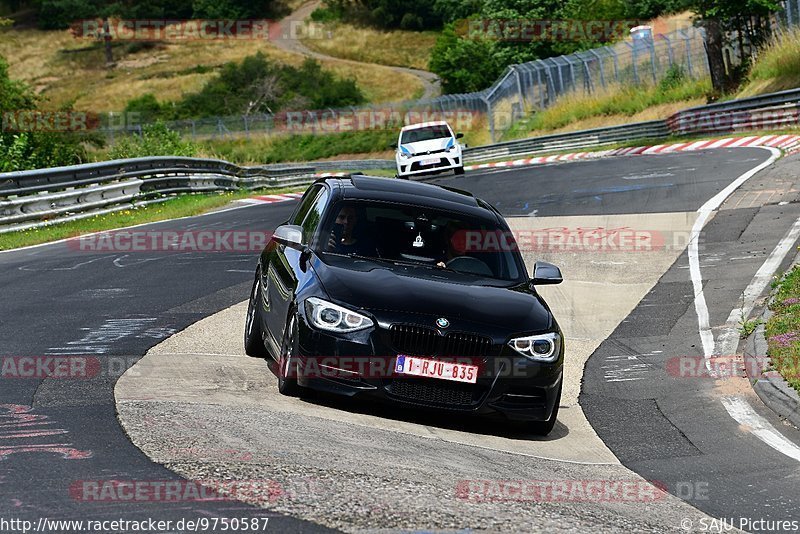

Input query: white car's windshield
[400,125,452,144]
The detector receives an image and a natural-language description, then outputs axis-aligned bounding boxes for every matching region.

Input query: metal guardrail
[463,120,670,162]
[3,87,800,234]
[668,88,800,135]
[0,157,316,234]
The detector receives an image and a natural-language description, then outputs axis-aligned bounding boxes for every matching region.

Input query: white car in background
[395,121,465,179]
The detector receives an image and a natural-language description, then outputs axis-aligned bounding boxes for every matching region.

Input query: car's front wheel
[529,383,562,436]
[454,165,465,175]
[277,314,304,397]
[244,271,267,358]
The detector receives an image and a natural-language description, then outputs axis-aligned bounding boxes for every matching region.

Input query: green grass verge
[0,186,302,251]
[739,27,800,96]
[765,264,800,392]
[502,77,712,141]
[198,130,396,165]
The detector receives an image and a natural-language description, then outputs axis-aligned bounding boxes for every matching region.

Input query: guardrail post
[612,49,620,82]
[630,42,639,84]
[483,96,495,143]
[566,57,576,92]
[682,31,694,76]
[512,66,525,111]
[590,50,605,88]
[536,67,545,108]
[550,58,564,94]
[648,38,658,84]
[661,34,675,67]
[581,55,594,94]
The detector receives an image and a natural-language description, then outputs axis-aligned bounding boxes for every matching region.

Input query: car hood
[400,137,455,156]
[312,257,552,332]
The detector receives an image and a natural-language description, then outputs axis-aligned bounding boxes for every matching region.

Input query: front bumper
[396,152,462,177]
[293,310,563,422]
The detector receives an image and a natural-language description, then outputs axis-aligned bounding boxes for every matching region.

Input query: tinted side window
[291,185,323,226]
[300,189,329,245]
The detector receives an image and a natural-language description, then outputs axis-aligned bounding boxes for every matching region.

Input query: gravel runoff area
[115,208,725,532]
[118,387,721,533]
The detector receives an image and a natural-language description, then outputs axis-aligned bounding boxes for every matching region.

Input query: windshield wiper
[344,253,454,271]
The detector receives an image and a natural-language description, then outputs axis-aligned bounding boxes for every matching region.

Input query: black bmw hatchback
[245,175,564,435]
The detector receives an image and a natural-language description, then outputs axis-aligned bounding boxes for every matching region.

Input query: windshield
[400,125,452,144]
[317,200,524,282]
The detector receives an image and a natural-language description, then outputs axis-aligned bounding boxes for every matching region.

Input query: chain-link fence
[103,0,800,144]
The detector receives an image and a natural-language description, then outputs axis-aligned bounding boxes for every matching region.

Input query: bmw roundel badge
[436,317,450,329]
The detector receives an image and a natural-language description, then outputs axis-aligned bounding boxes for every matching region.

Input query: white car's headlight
[399,151,410,159]
[508,332,561,362]
[305,297,373,333]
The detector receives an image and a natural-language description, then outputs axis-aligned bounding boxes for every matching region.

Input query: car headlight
[399,151,410,159]
[305,297,373,333]
[508,332,561,362]
[447,144,457,152]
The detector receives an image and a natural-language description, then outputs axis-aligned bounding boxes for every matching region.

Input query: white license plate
[395,355,478,384]
[420,158,439,166]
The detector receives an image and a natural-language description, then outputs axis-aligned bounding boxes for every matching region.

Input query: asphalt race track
[3,147,800,532]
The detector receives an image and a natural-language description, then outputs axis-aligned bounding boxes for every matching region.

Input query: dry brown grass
[264,44,423,102]
[537,99,706,135]
[0,25,423,112]
[301,22,436,71]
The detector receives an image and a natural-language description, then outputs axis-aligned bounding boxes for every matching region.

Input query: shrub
[128,53,365,120]
[658,64,687,92]
[0,55,99,171]
[109,122,198,159]
[124,93,163,124]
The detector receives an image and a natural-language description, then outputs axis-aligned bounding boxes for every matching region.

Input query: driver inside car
[327,205,377,256]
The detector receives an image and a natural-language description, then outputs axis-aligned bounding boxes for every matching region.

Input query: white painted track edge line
[721,397,800,462]
[687,146,800,463]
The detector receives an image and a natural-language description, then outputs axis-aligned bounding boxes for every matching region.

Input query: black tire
[529,383,562,436]
[454,165,465,175]
[277,314,304,397]
[244,271,268,358]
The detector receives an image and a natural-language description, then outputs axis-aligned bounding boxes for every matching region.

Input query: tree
[429,24,505,93]
[680,0,779,93]
[0,55,97,171]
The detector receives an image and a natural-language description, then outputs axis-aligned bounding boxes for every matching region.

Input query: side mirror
[273,224,304,250]
[531,261,562,285]
[455,132,464,139]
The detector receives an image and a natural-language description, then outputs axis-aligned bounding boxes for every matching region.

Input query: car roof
[400,121,450,131]
[319,175,497,218]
